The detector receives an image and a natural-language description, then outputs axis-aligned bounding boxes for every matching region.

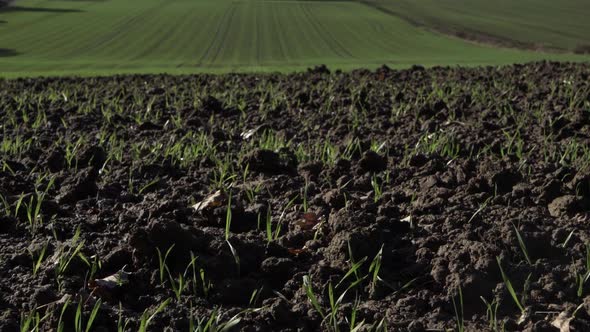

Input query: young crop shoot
[327,283,349,331]
[302,275,325,320]
[480,296,501,331]
[138,298,171,332]
[156,244,175,285]
[166,265,190,301]
[302,180,309,213]
[28,242,48,277]
[74,298,102,332]
[53,227,89,286]
[368,245,384,293]
[225,193,232,241]
[513,225,533,266]
[370,173,389,203]
[265,209,279,244]
[20,306,50,332]
[189,307,242,332]
[452,285,465,332]
[226,240,241,277]
[496,257,527,315]
[467,197,492,223]
[575,244,590,297]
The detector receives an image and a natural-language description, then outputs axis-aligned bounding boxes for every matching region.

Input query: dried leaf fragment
[241,128,257,140]
[551,311,572,332]
[401,215,412,223]
[192,190,225,211]
[295,212,319,231]
[90,266,130,290]
[288,248,307,256]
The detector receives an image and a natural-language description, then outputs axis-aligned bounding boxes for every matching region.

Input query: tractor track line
[198,4,236,65]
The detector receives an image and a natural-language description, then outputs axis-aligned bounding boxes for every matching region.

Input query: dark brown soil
[1,61,590,331]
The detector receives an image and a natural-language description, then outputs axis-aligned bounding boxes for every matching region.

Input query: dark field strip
[1,62,590,331]
[366,0,590,54]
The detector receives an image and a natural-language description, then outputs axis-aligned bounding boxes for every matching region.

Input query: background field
[367,0,590,52]
[0,0,589,77]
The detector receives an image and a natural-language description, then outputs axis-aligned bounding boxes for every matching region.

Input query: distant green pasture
[0,0,587,77]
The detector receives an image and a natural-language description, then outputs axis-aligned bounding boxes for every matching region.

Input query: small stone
[261,257,293,277]
[359,151,387,173]
[548,195,579,217]
[409,154,428,168]
[32,285,56,306]
[490,169,521,194]
[322,189,345,209]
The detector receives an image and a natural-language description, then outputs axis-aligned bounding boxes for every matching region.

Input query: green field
[369,0,590,52]
[0,0,588,77]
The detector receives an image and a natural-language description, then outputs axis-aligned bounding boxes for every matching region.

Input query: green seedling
[156,244,175,284]
[29,242,48,276]
[513,225,533,266]
[167,271,187,301]
[451,285,464,332]
[244,182,262,204]
[368,245,384,292]
[372,318,388,332]
[2,160,16,176]
[74,298,102,332]
[225,193,232,241]
[336,242,368,291]
[199,267,212,299]
[561,230,575,248]
[211,156,237,191]
[188,253,201,296]
[138,298,171,332]
[87,255,102,283]
[249,287,263,308]
[20,307,49,332]
[496,257,526,314]
[265,208,281,243]
[165,256,198,301]
[480,296,501,332]
[226,240,241,277]
[521,273,532,311]
[1,134,33,159]
[257,129,290,151]
[23,177,55,232]
[57,297,71,332]
[575,244,590,297]
[189,307,242,332]
[117,302,131,332]
[312,217,326,241]
[138,178,160,195]
[467,197,491,223]
[302,275,325,320]
[326,282,348,331]
[55,226,88,277]
[0,193,10,217]
[500,128,524,160]
[267,195,299,242]
[303,180,309,213]
[187,251,212,298]
[64,137,84,170]
[242,164,250,183]
[371,175,383,203]
[266,207,273,243]
[348,299,366,332]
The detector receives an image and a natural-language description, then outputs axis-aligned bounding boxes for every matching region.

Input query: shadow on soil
[0,48,19,57]
[0,6,83,13]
